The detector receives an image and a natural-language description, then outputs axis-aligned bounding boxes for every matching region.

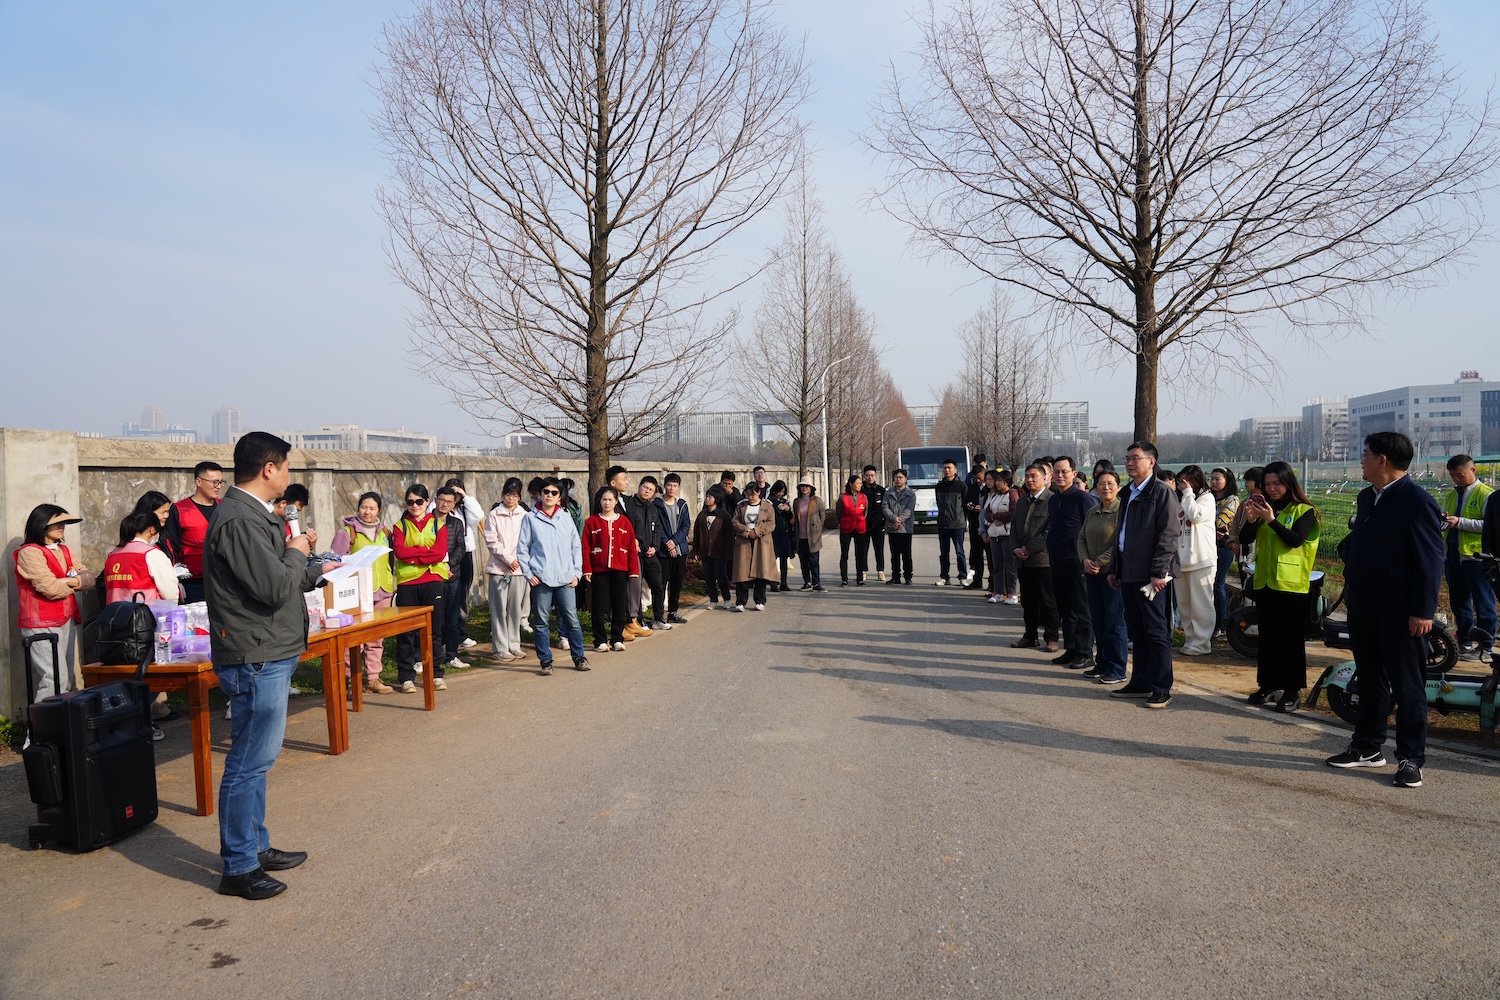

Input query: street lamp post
[879,417,901,482]
[819,354,854,497]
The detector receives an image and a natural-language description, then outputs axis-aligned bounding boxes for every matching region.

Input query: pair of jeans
[1121,583,1174,694]
[1213,544,1235,633]
[531,583,585,665]
[839,531,869,583]
[1018,565,1059,642]
[590,569,630,645]
[703,557,732,602]
[487,573,528,656]
[1084,573,1128,679]
[1350,609,1429,766]
[937,527,968,582]
[1051,562,1094,655]
[1447,553,1499,649]
[797,540,822,587]
[396,579,445,681]
[216,655,299,876]
[441,574,468,659]
[660,553,687,613]
[887,533,913,583]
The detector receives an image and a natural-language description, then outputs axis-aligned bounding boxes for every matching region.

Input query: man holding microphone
[205,432,339,899]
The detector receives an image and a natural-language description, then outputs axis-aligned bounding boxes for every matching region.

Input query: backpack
[94,593,158,666]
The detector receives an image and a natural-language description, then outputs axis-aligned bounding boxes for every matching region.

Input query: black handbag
[94,593,159,666]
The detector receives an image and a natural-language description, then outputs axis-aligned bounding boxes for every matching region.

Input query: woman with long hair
[768,480,795,591]
[1209,467,1240,635]
[1175,465,1218,655]
[132,490,185,568]
[837,475,870,586]
[331,492,397,694]
[691,489,734,608]
[983,468,1019,604]
[391,483,450,693]
[582,486,639,651]
[1239,461,1320,711]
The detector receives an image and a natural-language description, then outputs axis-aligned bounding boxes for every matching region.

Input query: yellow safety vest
[1442,482,1493,557]
[1253,502,1320,594]
[344,523,395,594]
[394,516,450,586]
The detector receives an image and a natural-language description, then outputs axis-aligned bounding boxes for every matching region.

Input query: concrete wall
[1,430,809,720]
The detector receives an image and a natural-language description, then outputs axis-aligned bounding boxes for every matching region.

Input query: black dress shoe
[1246,689,1272,706]
[1051,651,1078,665]
[218,868,287,900]
[258,847,308,871]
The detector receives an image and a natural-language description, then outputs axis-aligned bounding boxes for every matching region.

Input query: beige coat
[793,494,826,551]
[731,500,778,583]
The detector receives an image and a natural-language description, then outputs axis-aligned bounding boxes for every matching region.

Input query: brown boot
[366,678,394,695]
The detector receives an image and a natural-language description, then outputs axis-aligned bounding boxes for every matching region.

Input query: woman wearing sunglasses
[391,483,450,693]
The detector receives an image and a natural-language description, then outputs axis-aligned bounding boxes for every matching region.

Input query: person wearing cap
[793,478,827,591]
[14,505,95,701]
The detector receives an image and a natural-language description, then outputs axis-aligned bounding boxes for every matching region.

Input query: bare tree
[749,149,838,480]
[933,288,1051,470]
[871,0,1498,442]
[377,0,808,494]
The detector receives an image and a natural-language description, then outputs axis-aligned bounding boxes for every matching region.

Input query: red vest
[13,543,78,628]
[103,540,161,604]
[175,496,216,578]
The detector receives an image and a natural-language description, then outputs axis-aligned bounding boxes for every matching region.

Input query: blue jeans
[1213,544,1235,633]
[531,583,585,665]
[1447,553,1498,649]
[216,655,298,876]
[1085,573,1128,679]
[938,527,967,582]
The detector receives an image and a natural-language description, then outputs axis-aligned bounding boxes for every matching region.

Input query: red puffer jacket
[581,515,641,575]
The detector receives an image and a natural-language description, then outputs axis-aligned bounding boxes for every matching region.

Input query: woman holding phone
[1238,462,1320,712]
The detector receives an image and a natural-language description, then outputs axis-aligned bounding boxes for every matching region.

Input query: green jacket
[204,486,325,665]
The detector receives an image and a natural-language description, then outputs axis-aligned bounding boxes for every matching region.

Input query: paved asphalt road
[3,536,1498,999]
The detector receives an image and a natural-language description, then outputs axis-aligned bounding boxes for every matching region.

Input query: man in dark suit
[1326,431,1444,788]
[1107,442,1182,708]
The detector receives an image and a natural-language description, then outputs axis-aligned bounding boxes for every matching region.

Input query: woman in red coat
[837,475,870,587]
[582,487,640,651]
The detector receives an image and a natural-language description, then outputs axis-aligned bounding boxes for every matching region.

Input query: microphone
[285,508,302,538]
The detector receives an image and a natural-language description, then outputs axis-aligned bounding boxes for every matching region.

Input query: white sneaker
[753,603,766,611]
[414,660,424,674]
[446,657,465,670]
[654,620,673,630]
[962,571,974,583]
[610,641,625,652]
[399,680,417,693]
[560,638,569,651]
[493,650,517,662]
[596,642,609,652]
[459,638,477,648]
[878,571,886,581]
[933,579,947,587]
[287,684,303,696]
[986,594,1000,604]
[1002,595,1019,605]
[433,677,448,691]
[733,605,745,612]
[223,704,232,721]
[509,647,524,658]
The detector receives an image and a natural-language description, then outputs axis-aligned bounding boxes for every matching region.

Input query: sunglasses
[541,488,561,496]
[406,499,425,506]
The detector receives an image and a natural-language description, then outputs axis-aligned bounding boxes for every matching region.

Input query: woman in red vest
[103,512,182,605]
[14,505,95,701]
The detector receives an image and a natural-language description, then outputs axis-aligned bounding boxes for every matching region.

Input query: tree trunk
[1130,0,1158,446]
[586,0,612,499]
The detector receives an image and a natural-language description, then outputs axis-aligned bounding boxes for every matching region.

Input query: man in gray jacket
[882,468,917,584]
[205,432,338,900]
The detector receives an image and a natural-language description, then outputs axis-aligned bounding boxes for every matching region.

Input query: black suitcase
[21,633,158,852]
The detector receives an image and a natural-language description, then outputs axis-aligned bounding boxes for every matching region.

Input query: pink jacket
[484,503,528,575]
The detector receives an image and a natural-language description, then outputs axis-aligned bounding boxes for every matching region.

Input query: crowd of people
[12,431,1497,898]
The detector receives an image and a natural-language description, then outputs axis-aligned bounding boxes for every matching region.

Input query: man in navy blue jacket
[1326,432,1444,787]
[1047,456,1099,668]
[1107,442,1181,708]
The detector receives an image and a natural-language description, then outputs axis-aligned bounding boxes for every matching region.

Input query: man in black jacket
[934,460,969,585]
[205,432,338,900]
[622,477,668,630]
[1107,442,1181,708]
[964,462,988,589]
[1325,432,1444,787]
[861,466,887,582]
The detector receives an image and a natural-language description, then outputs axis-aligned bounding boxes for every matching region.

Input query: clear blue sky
[2,0,1497,445]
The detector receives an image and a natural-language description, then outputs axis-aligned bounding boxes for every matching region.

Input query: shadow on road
[858,714,1324,773]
